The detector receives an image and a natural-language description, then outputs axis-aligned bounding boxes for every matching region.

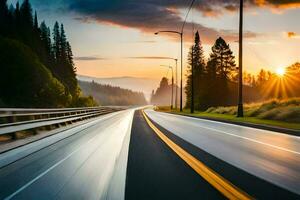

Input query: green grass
[205,98,300,123]
[155,106,300,131]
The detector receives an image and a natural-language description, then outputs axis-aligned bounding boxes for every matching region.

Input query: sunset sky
[9,0,300,81]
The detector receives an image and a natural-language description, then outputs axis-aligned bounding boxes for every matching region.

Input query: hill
[77,75,159,101]
[78,80,147,106]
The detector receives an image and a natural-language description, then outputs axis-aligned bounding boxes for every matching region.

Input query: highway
[144,109,300,198]
[0,109,134,200]
[0,108,299,199]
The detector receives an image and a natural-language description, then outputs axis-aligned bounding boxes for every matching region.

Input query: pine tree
[210,37,236,80]
[20,0,33,27]
[204,37,236,107]
[66,41,75,68]
[14,2,20,30]
[0,0,8,21]
[206,58,217,79]
[151,77,171,106]
[40,22,50,51]
[185,31,206,110]
[0,0,9,36]
[34,11,38,30]
[60,24,67,64]
[52,21,60,62]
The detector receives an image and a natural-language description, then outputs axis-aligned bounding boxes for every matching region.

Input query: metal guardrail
[0,107,125,140]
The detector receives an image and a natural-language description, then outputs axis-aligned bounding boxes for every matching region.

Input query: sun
[276,67,286,77]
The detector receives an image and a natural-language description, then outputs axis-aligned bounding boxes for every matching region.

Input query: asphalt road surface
[144,109,300,198]
[0,110,134,200]
[125,110,224,200]
[0,108,299,200]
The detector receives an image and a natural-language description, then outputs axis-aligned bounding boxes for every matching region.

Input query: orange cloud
[287,31,300,38]
[254,0,300,9]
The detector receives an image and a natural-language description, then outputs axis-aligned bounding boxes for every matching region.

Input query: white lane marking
[149,110,300,140]
[4,140,85,200]
[4,111,132,200]
[146,111,300,155]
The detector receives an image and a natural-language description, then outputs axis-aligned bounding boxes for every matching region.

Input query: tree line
[242,63,300,100]
[185,31,300,111]
[0,0,96,107]
[150,31,300,110]
[79,81,147,106]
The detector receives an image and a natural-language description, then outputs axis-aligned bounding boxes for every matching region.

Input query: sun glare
[276,67,286,77]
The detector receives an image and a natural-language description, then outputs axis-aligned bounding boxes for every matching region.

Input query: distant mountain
[78,80,147,106]
[77,75,160,101]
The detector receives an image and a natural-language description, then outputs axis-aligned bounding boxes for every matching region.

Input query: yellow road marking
[142,110,253,200]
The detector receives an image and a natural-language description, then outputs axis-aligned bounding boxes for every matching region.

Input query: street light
[155,31,183,112]
[174,59,178,110]
[161,65,174,110]
[237,0,244,117]
[163,58,178,110]
[154,0,197,112]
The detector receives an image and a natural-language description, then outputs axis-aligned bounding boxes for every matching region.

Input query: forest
[151,31,300,111]
[79,81,147,106]
[0,0,96,108]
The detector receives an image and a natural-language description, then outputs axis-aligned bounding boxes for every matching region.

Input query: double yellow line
[142,110,253,200]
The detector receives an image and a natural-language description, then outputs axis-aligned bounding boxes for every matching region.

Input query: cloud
[62,0,260,44]
[286,31,300,38]
[253,0,300,9]
[74,56,105,61]
[33,0,300,43]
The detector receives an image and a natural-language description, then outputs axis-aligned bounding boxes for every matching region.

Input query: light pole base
[237,103,244,117]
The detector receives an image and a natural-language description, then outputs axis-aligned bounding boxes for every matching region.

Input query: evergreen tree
[53,21,60,62]
[34,11,38,30]
[40,22,50,52]
[185,31,206,110]
[0,0,9,36]
[66,42,74,67]
[206,58,217,79]
[20,0,33,27]
[60,24,67,64]
[14,2,21,34]
[204,37,236,107]
[8,3,14,14]
[210,37,236,80]
[151,77,172,106]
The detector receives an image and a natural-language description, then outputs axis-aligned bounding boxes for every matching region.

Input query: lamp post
[237,0,244,117]
[191,45,194,114]
[155,31,183,112]
[174,59,178,110]
[161,65,174,110]
[168,58,178,109]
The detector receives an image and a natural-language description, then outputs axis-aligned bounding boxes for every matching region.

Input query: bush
[71,96,98,107]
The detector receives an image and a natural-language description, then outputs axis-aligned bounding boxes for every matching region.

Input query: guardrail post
[8,115,17,140]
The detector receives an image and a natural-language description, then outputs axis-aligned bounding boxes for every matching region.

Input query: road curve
[145,109,300,196]
[0,109,134,200]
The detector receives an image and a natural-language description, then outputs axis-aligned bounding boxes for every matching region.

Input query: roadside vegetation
[205,98,300,123]
[155,98,300,130]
